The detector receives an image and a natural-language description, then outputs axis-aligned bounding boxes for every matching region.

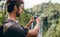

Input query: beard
[16,12,20,17]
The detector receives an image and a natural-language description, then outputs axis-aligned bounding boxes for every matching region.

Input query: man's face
[16,6,22,17]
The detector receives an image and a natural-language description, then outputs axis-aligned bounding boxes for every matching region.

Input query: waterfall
[30,19,43,37]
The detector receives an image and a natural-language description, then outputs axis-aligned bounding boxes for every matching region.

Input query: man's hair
[6,0,24,13]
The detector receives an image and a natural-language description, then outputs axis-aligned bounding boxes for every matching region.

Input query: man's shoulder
[3,19,18,25]
[4,19,24,30]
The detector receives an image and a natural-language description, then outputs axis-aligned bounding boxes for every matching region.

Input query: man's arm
[26,16,34,29]
[26,18,40,37]
[26,21,32,29]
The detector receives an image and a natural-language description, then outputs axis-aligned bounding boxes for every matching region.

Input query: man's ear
[14,5,18,11]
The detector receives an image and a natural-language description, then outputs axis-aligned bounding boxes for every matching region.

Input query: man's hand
[29,16,34,23]
[36,18,40,24]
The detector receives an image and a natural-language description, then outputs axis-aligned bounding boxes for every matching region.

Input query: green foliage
[18,11,32,26]
[27,2,60,37]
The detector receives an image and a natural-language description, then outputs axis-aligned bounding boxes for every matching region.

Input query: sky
[24,0,60,9]
[0,0,60,9]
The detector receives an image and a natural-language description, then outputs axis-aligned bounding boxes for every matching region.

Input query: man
[3,0,40,37]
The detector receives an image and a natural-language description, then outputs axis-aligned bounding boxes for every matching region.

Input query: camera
[34,15,38,19]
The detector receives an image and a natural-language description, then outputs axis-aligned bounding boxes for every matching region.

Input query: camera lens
[34,16,36,19]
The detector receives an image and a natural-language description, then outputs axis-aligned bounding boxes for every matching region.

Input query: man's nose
[20,8,22,12]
